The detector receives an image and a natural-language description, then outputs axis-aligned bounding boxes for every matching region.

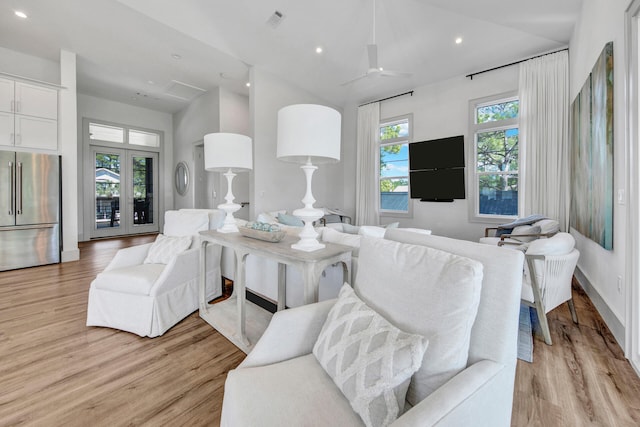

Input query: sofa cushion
[93,263,166,295]
[323,227,362,257]
[164,210,210,236]
[223,354,365,426]
[355,237,483,406]
[144,234,192,265]
[358,226,386,238]
[313,285,428,427]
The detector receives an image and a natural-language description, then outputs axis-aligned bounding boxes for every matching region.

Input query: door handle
[16,162,22,215]
[8,161,14,215]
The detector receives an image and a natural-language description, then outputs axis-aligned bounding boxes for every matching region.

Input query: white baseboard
[61,249,80,262]
[574,267,625,349]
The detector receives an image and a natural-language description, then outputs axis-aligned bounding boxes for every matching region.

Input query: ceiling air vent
[266,10,285,28]
[164,80,206,101]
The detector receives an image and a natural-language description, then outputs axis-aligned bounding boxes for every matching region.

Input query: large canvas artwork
[570,42,614,250]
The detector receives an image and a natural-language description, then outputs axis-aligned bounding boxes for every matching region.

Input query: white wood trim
[0,71,65,90]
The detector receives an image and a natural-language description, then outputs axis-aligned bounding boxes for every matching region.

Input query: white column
[60,50,79,262]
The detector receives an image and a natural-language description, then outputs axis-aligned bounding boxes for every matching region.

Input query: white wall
[0,46,59,84]
[173,88,221,210]
[569,0,630,345]
[341,67,519,240]
[219,88,251,219]
[250,68,344,219]
[76,93,173,241]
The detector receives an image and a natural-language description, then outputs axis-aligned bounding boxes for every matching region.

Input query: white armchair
[522,232,580,345]
[221,229,524,426]
[86,210,223,337]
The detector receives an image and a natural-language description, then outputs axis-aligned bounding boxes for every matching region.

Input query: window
[88,121,161,148]
[129,129,160,147]
[470,95,519,219]
[89,123,124,143]
[379,116,411,215]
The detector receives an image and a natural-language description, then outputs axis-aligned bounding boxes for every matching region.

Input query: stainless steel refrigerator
[0,151,61,271]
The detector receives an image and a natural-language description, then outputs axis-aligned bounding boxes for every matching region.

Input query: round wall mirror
[174,161,189,196]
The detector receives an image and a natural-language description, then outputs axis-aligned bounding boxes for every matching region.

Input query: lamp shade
[276,104,341,164]
[204,133,253,172]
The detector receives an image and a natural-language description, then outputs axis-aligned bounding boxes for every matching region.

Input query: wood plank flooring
[1,236,639,426]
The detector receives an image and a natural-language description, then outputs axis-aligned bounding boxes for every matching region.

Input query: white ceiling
[0,0,584,113]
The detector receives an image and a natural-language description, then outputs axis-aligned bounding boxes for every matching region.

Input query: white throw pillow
[322,227,362,257]
[341,223,360,234]
[510,225,542,242]
[355,237,483,405]
[143,234,192,264]
[358,226,386,238]
[256,212,278,224]
[313,284,428,427]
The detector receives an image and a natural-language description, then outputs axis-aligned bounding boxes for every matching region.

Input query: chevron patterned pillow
[313,284,428,427]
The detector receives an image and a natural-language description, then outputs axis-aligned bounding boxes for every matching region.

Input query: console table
[199,230,352,353]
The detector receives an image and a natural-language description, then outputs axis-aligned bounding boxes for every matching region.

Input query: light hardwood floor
[1,236,639,426]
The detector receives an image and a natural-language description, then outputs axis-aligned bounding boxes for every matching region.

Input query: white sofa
[86,210,224,337]
[221,229,524,426]
[226,216,431,308]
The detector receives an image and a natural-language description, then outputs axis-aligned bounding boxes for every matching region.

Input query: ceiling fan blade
[340,73,369,86]
[367,44,378,70]
[379,70,412,78]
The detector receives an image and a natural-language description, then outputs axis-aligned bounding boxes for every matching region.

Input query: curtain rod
[466,48,569,80]
[359,90,413,107]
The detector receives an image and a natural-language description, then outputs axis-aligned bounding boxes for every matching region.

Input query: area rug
[518,304,534,362]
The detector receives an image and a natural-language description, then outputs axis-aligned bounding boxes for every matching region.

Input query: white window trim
[379,114,413,219]
[468,92,520,223]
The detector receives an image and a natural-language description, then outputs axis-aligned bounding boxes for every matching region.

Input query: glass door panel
[89,148,159,238]
[94,150,122,233]
[130,152,158,234]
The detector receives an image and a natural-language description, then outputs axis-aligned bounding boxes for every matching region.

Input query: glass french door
[90,147,159,238]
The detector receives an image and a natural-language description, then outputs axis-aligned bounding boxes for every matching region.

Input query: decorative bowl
[239,226,286,242]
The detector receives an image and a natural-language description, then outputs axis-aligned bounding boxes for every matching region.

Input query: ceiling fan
[341,0,412,86]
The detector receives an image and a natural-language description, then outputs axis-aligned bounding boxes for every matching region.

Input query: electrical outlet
[617,275,623,294]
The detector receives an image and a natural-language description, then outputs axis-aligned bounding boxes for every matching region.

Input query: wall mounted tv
[410,168,465,202]
[409,135,465,170]
[409,135,465,202]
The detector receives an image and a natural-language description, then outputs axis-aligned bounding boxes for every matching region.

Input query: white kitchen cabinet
[0,111,13,146]
[15,115,57,151]
[0,76,59,150]
[15,82,58,120]
[0,78,13,114]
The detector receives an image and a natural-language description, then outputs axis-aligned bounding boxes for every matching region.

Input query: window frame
[468,92,521,223]
[378,114,413,219]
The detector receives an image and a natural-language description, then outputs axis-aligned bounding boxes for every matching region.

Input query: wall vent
[266,10,285,28]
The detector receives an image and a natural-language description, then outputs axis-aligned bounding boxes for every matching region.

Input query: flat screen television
[409,135,464,171]
[409,168,465,202]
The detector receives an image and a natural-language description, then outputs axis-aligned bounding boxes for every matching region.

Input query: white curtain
[355,102,380,225]
[519,51,570,230]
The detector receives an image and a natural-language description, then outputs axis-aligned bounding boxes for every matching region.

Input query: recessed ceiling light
[147,80,155,85]
[315,47,323,54]
[379,67,384,71]
[455,37,463,44]
[14,10,27,19]
[171,53,182,60]
[246,82,251,87]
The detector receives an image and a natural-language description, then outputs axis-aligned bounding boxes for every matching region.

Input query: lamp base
[291,207,324,252]
[217,202,241,233]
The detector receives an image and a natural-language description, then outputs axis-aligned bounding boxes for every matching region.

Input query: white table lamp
[204,133,253,233]
[277,104,341,251]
